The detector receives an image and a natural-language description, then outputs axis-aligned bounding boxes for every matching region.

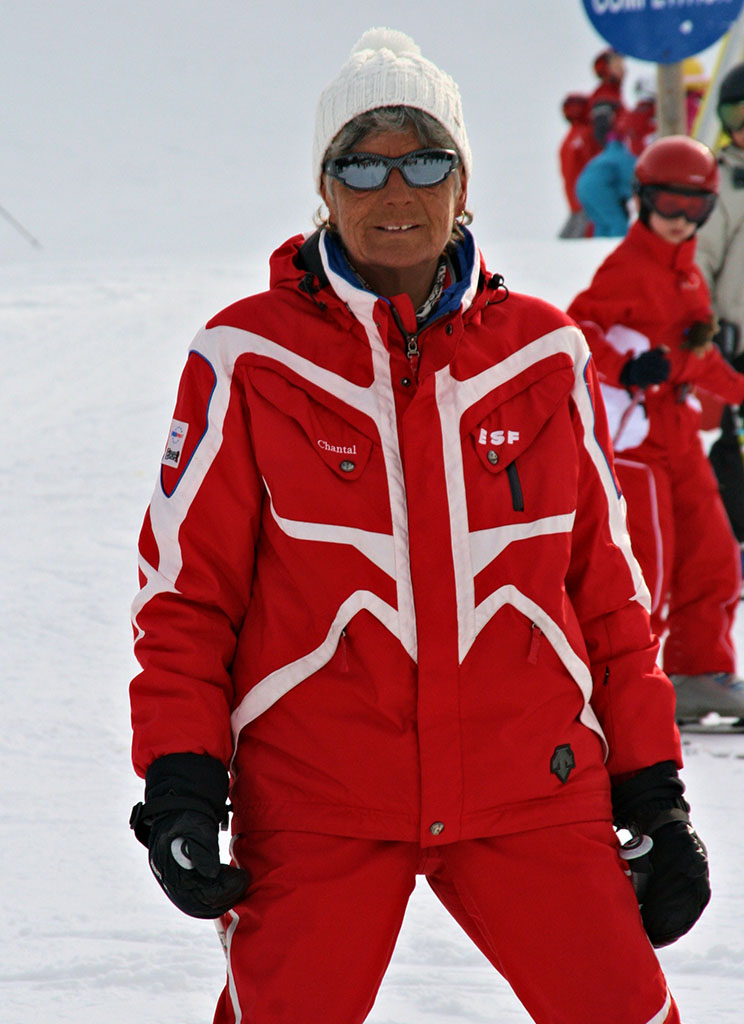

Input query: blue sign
[582,0,744,64]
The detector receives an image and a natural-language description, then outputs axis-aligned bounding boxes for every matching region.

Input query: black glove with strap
[612,760,710,948]
[619,349,671,389]
[130,752,250,919]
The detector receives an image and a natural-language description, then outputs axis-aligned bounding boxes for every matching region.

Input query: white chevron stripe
[266,483,397,578]
[436,367,476,657]
[470,513,576,575]
[320,235,419,660]
[149,302,420,729]
[230,589,406,736]
[436,325,583,663]
[571,351,651,611]
[218,911,243,1024]
[473,585,608,757]
[644,989,673,1024]
[432,323,650,758]
[131,554,178,643]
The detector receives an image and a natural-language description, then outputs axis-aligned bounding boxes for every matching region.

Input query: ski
[678,716,744,734]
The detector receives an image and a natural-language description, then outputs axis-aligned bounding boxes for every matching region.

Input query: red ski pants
[212,822,678,1024]
[615,441,740,675]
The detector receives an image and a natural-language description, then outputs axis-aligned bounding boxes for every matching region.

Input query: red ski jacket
[567,221,744,453]
[130,229,680,847]
[560,122,598,213]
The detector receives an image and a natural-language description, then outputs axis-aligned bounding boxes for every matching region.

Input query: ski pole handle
[619,834,654,902]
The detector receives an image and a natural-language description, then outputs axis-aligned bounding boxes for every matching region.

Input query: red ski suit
[131,230,682,1023]
[559,120,598,213]
[568,221,744,674]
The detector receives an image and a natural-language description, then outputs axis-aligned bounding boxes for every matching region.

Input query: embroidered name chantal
[317,439,358,455]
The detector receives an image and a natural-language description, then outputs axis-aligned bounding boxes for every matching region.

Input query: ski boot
[670,672,744,732]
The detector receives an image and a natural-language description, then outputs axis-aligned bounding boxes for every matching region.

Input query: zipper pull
[528,623,543,665]
[339,628,349,673]
[406,334,420,377]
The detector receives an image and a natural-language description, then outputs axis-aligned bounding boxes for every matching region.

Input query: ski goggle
[640,185,716,225]
[718,100,744,133]
[323,149,460,191]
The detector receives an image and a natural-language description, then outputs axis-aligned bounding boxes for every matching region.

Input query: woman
[568,135,744,724]
[130,29,709,1024]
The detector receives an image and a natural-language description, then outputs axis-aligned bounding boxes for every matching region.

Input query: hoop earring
[314,204,333,230]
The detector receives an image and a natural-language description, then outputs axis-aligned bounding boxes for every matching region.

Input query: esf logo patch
[478,428,520,446]
[161,419,189,468]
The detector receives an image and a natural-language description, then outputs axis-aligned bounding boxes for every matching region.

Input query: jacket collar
[310,227,481,327]
[626,218,697,272]
[296,230,329,287]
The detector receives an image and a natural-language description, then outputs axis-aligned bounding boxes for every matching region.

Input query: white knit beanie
[312,27,472,192]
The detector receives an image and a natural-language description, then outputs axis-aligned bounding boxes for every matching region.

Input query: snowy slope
[2,3,743,1022]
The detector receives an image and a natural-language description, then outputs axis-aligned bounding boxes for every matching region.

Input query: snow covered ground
[3,3,743,1022]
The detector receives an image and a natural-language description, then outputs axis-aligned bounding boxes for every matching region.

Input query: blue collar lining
[323,229,476,327]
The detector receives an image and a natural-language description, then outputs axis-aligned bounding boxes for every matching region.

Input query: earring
[314,204,333,230]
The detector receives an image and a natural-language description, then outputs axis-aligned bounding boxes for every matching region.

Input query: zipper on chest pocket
[506,461,524,512]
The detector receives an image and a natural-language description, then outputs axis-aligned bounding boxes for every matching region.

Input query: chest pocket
[466,364,574,515]
[247,365,390,532]
[249,366,375,479]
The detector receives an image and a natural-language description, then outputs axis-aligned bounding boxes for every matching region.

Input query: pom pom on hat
[312,27,471,192]
[351,27,422,57]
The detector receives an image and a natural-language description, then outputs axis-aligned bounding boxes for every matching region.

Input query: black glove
[619,349,671,389]
[612,761,711,947]
[130,752,250,919]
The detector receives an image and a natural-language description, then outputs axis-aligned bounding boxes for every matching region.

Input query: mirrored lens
[325,150,458,191]
[328,155,389,189]
[646,187,715,224]
[719,100,744,132]
[400,152,458,186]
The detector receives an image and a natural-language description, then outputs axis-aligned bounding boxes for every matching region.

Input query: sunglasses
[324,149,460,191]
[718,100,744,133]
[641,185,716,225]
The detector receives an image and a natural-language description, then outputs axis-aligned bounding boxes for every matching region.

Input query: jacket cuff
[130,753,229,847]
[611,760,687,832]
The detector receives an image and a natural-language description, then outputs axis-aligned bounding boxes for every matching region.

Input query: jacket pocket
[249,366,377,478]
[246,365,390,532]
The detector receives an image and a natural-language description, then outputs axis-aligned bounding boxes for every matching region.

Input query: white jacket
[696,144,744,352]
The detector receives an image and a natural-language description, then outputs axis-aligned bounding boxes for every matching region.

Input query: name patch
[318,439,357,455]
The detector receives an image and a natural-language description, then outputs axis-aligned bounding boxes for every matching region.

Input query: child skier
[568,135,744,724]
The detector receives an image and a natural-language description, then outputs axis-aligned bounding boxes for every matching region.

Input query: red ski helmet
[594,48,623,81]
[562,93,589,123]
[634,135,719,194]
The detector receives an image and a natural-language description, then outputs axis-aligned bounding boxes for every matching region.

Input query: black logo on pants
[550,744,576,783]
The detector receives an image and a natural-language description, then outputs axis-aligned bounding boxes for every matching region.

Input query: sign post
[656,63,686,136]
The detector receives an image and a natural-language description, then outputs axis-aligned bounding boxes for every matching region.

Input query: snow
[2,3,742,1021]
